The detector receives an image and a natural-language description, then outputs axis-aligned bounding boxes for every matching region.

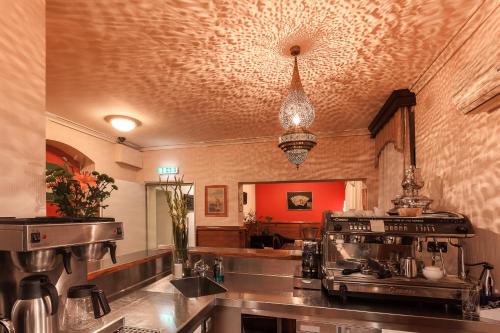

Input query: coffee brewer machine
[322,211,475,304]
[301,227,320,279]
[0,217,123,332]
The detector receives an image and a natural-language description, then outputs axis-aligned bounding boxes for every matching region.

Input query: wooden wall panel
[257,221,322,240]
[196,226,246,248]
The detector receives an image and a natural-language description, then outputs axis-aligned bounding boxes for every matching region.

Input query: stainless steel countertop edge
[106,274,500,333]
[214,296,499,332]
[176,301,216,333]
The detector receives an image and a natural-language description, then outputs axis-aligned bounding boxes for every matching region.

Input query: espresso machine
[0,217,123,332]
[322,211,475,305]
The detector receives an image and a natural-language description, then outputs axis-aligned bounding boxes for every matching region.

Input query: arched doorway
[46,140,95,216]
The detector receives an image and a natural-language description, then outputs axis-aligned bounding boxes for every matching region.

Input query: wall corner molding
[410,1,499,95]
[140,128,370,152]
[46,112,141,150]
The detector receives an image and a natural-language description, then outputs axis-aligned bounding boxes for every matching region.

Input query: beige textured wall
[104,179,146,255]
[46,120,140,182]
[0,0,46,216]
[140,134,377,226]
[415,8,500,285]
[46,120,147,253]
[377,143,404,213]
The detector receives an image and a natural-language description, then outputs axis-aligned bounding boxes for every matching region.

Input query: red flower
[72,173,97,190]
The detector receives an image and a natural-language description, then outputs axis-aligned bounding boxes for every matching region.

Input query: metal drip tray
[335,272,470,289]
[324,273,471,301]
[115,327,160,333]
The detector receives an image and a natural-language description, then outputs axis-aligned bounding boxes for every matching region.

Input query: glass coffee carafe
[61,284,110,331]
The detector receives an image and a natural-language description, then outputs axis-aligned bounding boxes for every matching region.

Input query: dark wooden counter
[88,248,172,280]
[190,246,302,260]
[196,222,321,249]
[196,226,247,248]
[88,246,302,280]
[255,221,322,239]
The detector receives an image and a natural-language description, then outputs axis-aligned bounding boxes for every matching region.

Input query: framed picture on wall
[205,185,228,217]
[287,191,313,210]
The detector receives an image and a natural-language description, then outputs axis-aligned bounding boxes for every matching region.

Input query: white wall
[103,179,146,255]
[46,119,147,253]
[242,184,256,217]
[146,184,196,248]
[0,1,46,217]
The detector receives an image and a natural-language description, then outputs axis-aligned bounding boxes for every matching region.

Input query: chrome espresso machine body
[322,211,475,304]
[0,217,123,332]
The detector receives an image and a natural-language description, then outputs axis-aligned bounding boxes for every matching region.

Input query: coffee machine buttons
[30,232,41,243]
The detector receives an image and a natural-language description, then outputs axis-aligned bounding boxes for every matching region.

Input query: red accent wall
[46,146,80,216]
[255,182,345,222]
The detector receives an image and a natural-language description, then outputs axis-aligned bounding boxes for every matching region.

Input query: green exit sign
[157,167,178,174]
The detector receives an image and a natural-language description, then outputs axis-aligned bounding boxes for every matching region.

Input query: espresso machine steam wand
[449,239,467,280]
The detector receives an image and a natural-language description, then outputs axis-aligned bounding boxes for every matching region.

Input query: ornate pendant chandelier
[278,45,317,169]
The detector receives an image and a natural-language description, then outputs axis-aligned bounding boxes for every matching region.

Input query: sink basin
[170,276,227,298]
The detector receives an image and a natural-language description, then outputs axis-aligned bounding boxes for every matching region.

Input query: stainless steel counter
[94,277,215,333]
[96,273,500,333]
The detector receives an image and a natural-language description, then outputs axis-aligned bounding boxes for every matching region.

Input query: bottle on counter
[215,256,224,282]
[213,257,219,279]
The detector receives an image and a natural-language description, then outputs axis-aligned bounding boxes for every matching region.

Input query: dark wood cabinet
[196,221,321,249]
[256,221,321,240]
[196,226,247,248]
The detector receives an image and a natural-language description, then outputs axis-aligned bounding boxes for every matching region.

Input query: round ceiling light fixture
[278,45,317,169]
[105,115,141,132]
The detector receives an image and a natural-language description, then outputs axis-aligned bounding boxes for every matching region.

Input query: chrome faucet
[193,259,210,277]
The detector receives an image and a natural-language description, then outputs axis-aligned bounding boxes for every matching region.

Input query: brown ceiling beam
[368,89,416,138]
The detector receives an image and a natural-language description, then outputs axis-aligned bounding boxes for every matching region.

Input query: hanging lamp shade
[279,46,315,129]
[278,46,317,168]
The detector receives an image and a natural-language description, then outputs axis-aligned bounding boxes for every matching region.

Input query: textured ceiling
[46,0,481,147]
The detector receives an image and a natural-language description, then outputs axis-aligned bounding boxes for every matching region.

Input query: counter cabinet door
[297,320,385,333]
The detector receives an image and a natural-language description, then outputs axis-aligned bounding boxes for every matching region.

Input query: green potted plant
[46,160,118,218]
[160,175,192,273]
